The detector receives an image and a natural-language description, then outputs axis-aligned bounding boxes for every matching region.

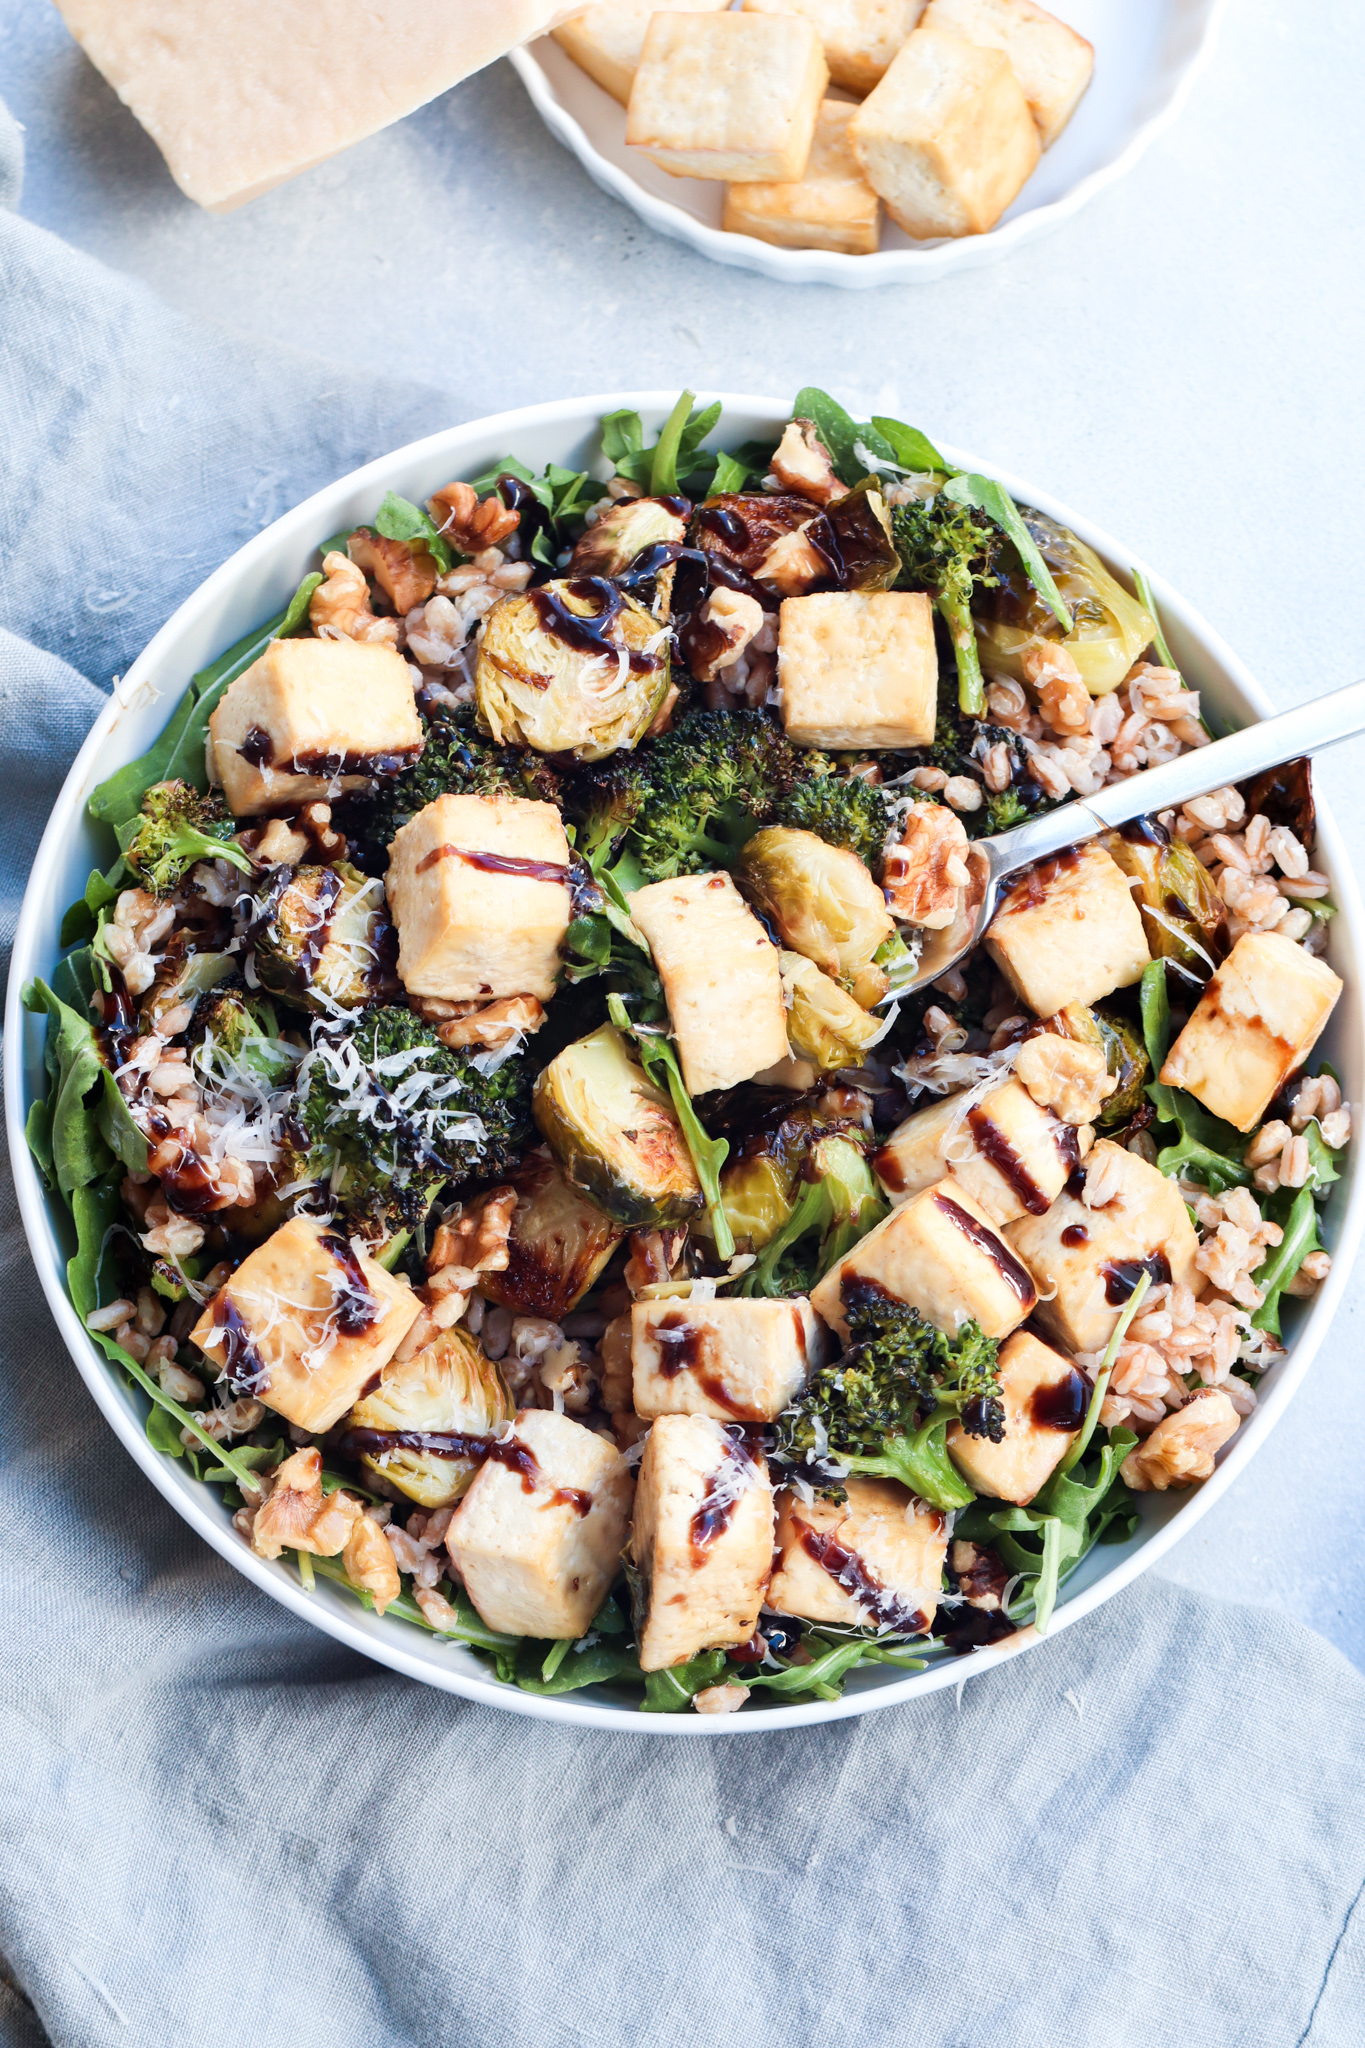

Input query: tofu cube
[628,871,789,1095]
[385,791,572,1004]
[626,12,828,184]
[723,100,882,256]
[553,0,731,106]
[743,0,928,98]
[768,1478,946,1633]
[946,1329,1087,1503]
[632,1296,822,1422]
[447,1409,634,1639]
[1160,931,1343,1134]
[986,844,1151,1018]
[873,1076,1080,1227]
[208,636,423,817]
[633,1413,775,1670]
[849,26,1040,239]
[189,1216,421,1434]
[810,1178,1037,1341]
[921,0,1094,147]
[1006,1139,1199,1355]
[779,590,937,749]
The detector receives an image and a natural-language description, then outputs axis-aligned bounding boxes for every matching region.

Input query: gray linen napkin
[2,104,1364,2048]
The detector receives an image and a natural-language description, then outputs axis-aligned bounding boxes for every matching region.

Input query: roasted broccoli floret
[776,772,891,869]
[562,753,651,874]
[353,711,563,870]
[123,780,254,896]
[189,983,295,1086]
[893,496,1000,717]
[773,1283,1003,1512]
[250,863,396,1017]
[624,708,797,881]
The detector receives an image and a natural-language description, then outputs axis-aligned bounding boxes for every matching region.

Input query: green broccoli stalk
[121,781,255,896]
[606,992,734,1260]
[893,496,1001,717]
[739,1136,888,1299]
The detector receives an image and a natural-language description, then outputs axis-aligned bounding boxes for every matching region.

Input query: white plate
[7,392,1361,1733]
[511,0,1227,286]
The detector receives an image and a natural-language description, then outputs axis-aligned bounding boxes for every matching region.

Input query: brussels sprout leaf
[607,993,735,1260]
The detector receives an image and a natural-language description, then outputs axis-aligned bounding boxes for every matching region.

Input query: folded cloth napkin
[2,104,1364,2048]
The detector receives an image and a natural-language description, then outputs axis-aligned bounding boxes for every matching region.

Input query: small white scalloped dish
[511,0,1227,287]
[7,392,1361,1732]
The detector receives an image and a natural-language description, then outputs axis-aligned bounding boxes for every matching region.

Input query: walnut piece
[309,551,400,645]
[882,805,970,928]
[1022,642,1091,735]
[1119,1389,1241,1492]
[435,994,545,1051]
[342,1511,402,1616]
[427,480,519,555]
[689,588,766,683]
[1016,1035,1117,1125]
[755,523,827,596]
[250,1446,364,1559]
[769,418,844,505]
[348,528,437,614]
[427,1187,518,1279]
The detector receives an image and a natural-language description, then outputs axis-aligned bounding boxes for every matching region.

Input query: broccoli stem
[941,589,986,717]
[842,1411,975,1513]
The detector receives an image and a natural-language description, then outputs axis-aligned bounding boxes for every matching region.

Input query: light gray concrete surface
[2,0,1363,1662]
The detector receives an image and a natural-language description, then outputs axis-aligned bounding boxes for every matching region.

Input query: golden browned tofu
[986,845,1151,1018]
[768,1478,946,1632]
[632,1297,821,1422]
[1160,932,1343,1133]
[190,1216,421,1434]
[385,791,572,1004]
[722,100,882,256]
[743,0,928,96]
[946,1329,1086,1504]
[633,1414,775,1670]
[626,11,828,183]
[628,872,789,1095]
[1007,1140,1199,1355]
[208,636,423,817]
[921,0,1094,146]
[447,1409,634,1639]
[873,1076,1081,1227]
[810,1179,1037,1341]
[849,25,1039,239]
[553,0,731,105]
[778,590,937,748]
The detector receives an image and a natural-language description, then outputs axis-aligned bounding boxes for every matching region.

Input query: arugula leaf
[23,978,113,1196]
[869,415,949,474]
[640,1648,729,1712]
[60,858,129,948]
[1140,963,1248,1192]
[791,386,892,486]
[710,450,753,495]
[600,408,645,470]
[1140,957,1171,1068]
[1249,1185,1323,1339]
[66,1169,124,1318]
[25,1099,55,1189]
[607,993,735,1260]
[940,473,1073,634]
[1131,567,1179,673]
[513,1635,644,1696]
[969,1430,1139,1635]
[741,1639,868,1700]
[374,489,454,574]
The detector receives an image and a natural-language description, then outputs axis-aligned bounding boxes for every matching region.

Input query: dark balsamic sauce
[871,1144,907,1193]
[1006,845,1083,911]
[1029,1367,1091,1432]
[1119,814,1170,847]
[1101,1252,1171,1304]
[655,1314,705,1378]
[240,725,274,768]
[799,1527,929,1636]
[211,1294,271,1395]
[968,1105,1049,1215]
[339,1427,493,1463]
[144,1110,218,1215]
[1061,1223,1089,1248]
[484,1437,592,1516]
[415,844,571,883]
[942,1606,1018,1655]
[525,578,663,674]
[318,1230,381,1335]
[689,1428,761,1559]
[287,746,421,778]
[933,1191,1037,1307]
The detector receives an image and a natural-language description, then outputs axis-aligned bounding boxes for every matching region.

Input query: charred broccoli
[776,772,891,870]
[122,781,254,896]
[893,496,1000,717]
[623,708,796,881]
[352,712,563,870]
[562,753,651,874]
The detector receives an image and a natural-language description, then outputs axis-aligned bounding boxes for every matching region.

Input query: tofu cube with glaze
[778,590,937,749]
[208,636,424,817]
[769,1478,946,1634]
[849,26,1040,240]
[448,1408,634,1640]
[986,845,1151,1018]
[722,101,882,257]
[810,1178,1037,1342]
[632,1296,822,1423]
[626,12,828,184]
[1160,931,1343,1133]
[1006,1139,1199,1355]
[553,0,731,106]
[628,871,789,1096]
[946,1329,1087,1504]
[189,1215,421,1434]
[632,1414,775,1670]
[921,0,1094,148]
[385,791,572,1004]
[873,1076,1081,1227]
[743,0,928,98]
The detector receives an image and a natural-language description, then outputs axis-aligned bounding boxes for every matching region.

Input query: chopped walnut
[249,1447,364,1560]
[1016,1036,1117,1125]
[427,479,519,555]
[1119,1389,1241,1492]
[882,805,970,928]
[309,551,400,645]
[754,523,827,596]
[435,994,545,1051]
[693,1683,750,1715]
[769,418,844,505]
[427,1187,518,1279]
[342,1511,402,1616]
[349,528,437,614]
[413,1585,462,1632]
[1022,643,1090,735]
[690,588,766,683]
[256,817,310,867]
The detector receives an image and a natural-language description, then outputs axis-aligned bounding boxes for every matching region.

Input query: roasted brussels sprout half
[481,1149,626,1321]
[782,951,886,1072]
[692,493,815,579]
[475,579,670,761]
[976,511,1155,696]
[533,1023,702,1229]
[340,1328,514,1508]
[250,863,396,1015]
[1103,822,1229,974]
[569,496,688,579]
[736,827,893,1007]
[821,478,899,593]
[1049,1002,1150,1129]
[695,1098,822,1251]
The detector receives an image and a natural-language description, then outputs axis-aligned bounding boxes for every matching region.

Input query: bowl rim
[508,0,1230,290]
[7,386,1361,1734]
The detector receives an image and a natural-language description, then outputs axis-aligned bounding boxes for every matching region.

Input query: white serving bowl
[511,0,1227,288]
[7,393,1361,1733]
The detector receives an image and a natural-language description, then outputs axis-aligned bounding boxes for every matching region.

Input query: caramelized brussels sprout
[341,1328,514,1508]
[569,497,688,578]
[782,951,886,1072]
[736,827,893,1007]
[476,579,670,760]
[533,1023,702,1229]
[695,1099,832,1252]
[976,511,1155,696]
[692,493,815,579]
[1103,822,1228,974]
[251,863,395,1014]
[822,478,899,592]
[481,1149,626,1321]
[1050,1002,1150,1129]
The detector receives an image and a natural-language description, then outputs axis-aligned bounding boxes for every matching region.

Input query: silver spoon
[901,676,1365,997]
